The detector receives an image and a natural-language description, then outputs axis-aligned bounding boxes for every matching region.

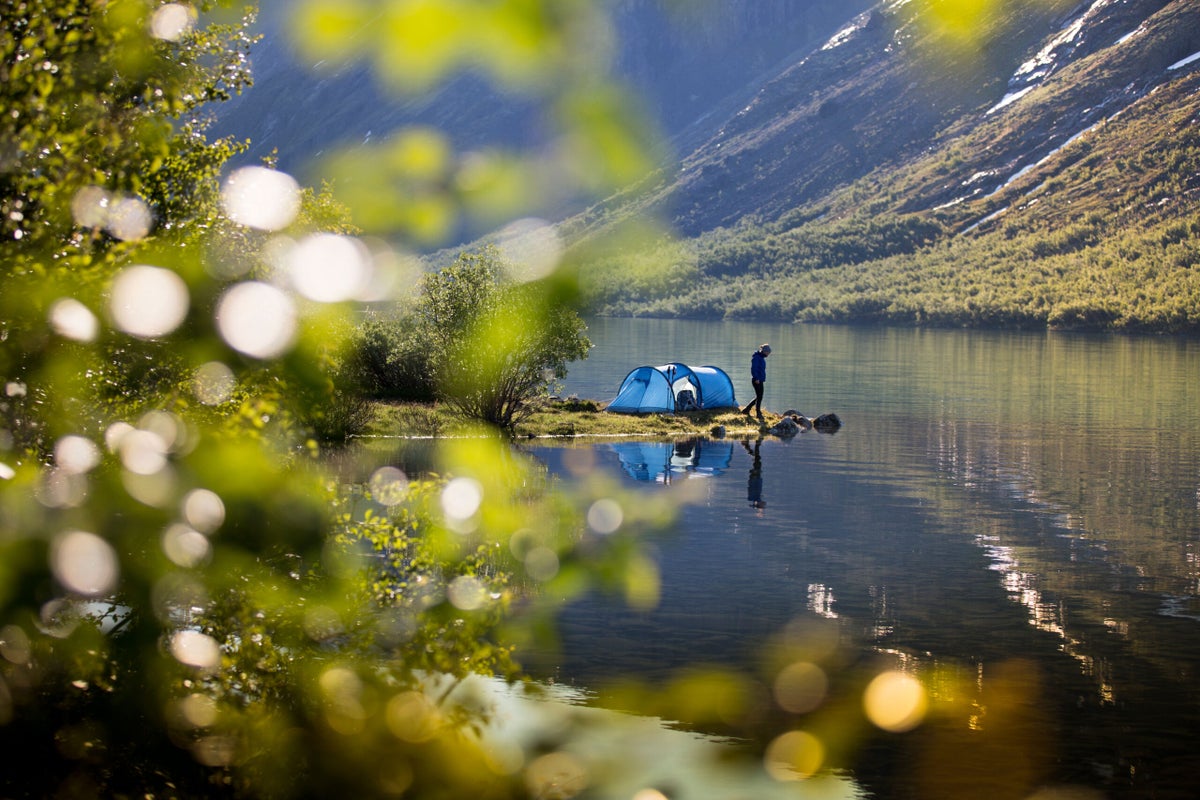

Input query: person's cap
[761,344,771,354]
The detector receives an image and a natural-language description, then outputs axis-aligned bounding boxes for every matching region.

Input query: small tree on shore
[416,247,591,428]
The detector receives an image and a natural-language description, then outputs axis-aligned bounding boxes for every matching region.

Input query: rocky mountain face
[631,0,1198,236]
[214,0,1200,251]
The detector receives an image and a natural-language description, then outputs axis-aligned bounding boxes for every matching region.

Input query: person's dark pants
[742,379,764,416]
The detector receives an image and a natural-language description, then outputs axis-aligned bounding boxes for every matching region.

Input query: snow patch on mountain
[1168,51,1200,71]
[991,0,1120,115]
[987,86,1035,115]
[822,12,872,51]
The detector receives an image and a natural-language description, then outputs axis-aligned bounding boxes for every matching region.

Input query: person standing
[741,343,771,419]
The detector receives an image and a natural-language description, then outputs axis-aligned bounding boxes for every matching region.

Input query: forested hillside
[577,0,1200,333]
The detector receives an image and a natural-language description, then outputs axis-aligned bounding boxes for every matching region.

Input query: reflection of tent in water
[607,363,738,414]
[607,438,734,482]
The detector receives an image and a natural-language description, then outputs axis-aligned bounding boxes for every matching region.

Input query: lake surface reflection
[520,320,1200,800]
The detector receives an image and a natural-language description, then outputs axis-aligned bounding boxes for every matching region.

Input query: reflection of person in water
[742,438,765,512]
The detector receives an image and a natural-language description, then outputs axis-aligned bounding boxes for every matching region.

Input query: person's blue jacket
[751,350,767,382]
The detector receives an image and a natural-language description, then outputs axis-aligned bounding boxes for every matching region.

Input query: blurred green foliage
[0,1,663,796]
[0,0,1088,797]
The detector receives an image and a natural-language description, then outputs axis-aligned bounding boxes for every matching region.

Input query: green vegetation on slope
[584,28,1200,334]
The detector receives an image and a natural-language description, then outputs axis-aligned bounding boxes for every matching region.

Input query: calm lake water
[517,319,1200,800]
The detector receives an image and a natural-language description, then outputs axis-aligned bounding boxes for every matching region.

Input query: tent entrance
[607,363,738,414]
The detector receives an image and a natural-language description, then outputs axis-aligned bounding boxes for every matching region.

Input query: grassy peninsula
[365,399,786,440]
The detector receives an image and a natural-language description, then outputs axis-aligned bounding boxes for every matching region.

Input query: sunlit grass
[365,400,782,440]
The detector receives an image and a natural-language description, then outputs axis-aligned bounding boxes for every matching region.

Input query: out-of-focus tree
[416,246,590,428]
[0,1,668,797]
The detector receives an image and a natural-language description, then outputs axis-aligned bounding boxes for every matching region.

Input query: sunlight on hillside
[913,0,1063,54]
[918,0,996,39]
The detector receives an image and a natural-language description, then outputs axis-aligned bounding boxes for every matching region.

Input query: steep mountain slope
[617,0,1186,235]
[212,0,874,177]
[574,0,1200,332]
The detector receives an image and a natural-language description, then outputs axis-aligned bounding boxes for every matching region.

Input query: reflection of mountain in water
[605,438,733,483]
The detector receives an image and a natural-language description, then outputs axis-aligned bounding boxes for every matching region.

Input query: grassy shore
[364,399,783,440]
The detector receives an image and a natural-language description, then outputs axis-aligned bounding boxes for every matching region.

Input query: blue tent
[607,363,738,414]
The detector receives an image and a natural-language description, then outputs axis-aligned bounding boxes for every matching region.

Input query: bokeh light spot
[863,670,928,732]
[51,531,119,597]
[71,185,109,228]
[36,468,87,509]
[193,361,237,405]
[150,3,196,41]
[110,265,189,339]
[54,435,101,475]
[369,466,408,506]
[764,730,826,781]
[773,661,830,714]
[182,488,225,534]
[319,666,364,730]
[215,282,297,359]
[177,693,219,728]
[447,575,488,610]
[140,410,188,453]
[0,625,31,665]
[107,195,153,240]
[221,166,301,231]
[386,691,441,742]
[192,735,236,766]
[442,477,483,523]
[162,523,211,568]
[119,429,169,475]
[49,298,99,342]
[104,421,135,453]
[170,630,221,671]
[320,666,361,695]
[288,232,374,302]
[524,546,559,582]
[587,498,623,534]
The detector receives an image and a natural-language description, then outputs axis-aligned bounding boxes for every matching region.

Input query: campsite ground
[365,400,776,440]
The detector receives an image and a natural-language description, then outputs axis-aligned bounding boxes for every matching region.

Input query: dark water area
[516,320,1200,799]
